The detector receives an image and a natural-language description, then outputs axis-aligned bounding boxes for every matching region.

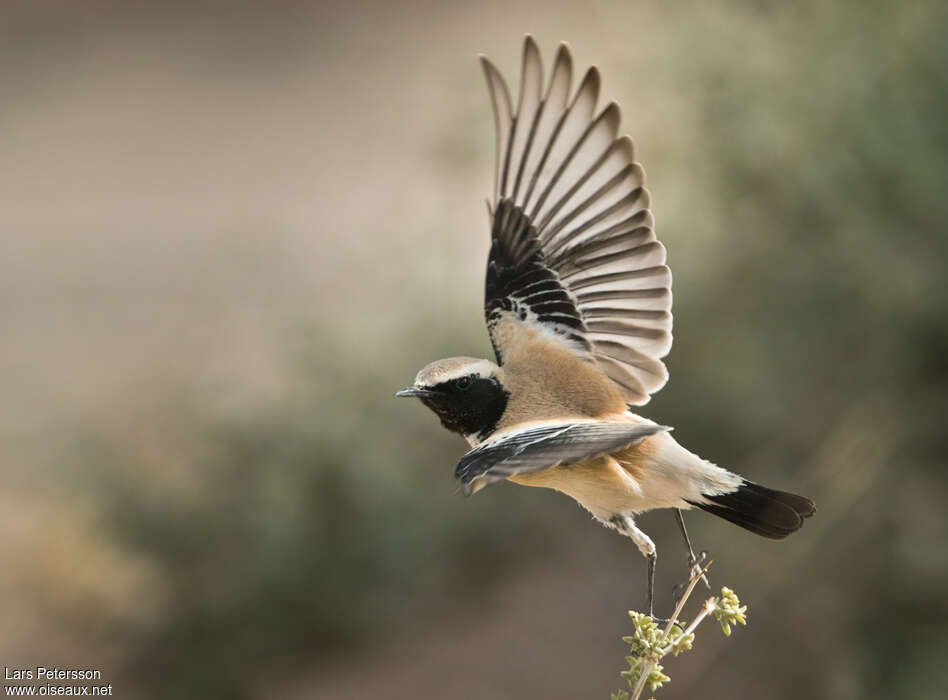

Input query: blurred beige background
[2,1,946,698]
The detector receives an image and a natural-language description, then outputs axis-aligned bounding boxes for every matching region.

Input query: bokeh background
[2,1,946,698]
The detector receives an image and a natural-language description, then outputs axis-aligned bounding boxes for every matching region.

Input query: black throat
[420,376,509,441]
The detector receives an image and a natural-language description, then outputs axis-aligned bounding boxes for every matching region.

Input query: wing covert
[481,37,673,405]
[455,420,669,495]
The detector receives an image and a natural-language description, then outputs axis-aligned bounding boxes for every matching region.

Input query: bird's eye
[455,375,474,390]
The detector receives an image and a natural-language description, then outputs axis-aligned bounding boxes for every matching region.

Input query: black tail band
[686,480,815,540]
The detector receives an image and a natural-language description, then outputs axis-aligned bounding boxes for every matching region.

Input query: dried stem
[664,560,713,637]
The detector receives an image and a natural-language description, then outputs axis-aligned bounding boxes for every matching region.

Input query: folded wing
[455,419,668,495]
[482,36,673,404]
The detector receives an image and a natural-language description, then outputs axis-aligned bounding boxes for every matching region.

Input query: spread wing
[455,419,668,495]
[481,37,673,405]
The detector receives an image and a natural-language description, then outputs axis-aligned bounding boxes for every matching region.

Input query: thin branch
[617,561,746,700]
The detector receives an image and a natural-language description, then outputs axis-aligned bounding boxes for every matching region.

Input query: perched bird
[396,36,814,618]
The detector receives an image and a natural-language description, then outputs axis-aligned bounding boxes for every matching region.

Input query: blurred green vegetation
[75,330,564,697]
[3,1,947,698]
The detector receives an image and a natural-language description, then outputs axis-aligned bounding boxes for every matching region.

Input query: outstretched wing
[481,37,672,405]
[456,419,668,495]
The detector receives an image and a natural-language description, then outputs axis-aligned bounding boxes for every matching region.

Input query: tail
[687,480,816,539]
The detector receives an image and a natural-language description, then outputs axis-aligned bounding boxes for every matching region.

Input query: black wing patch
[485,200,590,360]
[455,420,669,496]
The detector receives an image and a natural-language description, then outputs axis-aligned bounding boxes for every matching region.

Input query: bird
[396,36,815,619]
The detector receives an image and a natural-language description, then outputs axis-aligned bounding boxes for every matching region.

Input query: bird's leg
[610,515,668,622]
[673,509,710,599]
[646,550,658,619]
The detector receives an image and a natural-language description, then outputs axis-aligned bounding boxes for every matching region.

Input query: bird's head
[396,357,508,441]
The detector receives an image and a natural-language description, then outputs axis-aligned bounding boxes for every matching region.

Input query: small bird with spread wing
[396,36,814,618]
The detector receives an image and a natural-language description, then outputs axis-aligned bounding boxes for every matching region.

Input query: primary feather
[482,36,672,405]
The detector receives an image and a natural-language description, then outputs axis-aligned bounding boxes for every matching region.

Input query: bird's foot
[672,550,711,604]
[688,549,711,588]
[648,615,676,627]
